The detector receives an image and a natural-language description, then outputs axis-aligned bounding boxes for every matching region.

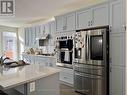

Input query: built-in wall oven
[56,35,73,68]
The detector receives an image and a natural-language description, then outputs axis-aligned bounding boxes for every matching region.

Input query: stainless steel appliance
[74,26,109,95]
[56,35,73,68]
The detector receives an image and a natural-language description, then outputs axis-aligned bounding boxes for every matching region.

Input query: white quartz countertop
[0,64,60,90]
[22,54,56,58]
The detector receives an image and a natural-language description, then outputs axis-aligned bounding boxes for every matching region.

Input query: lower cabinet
[22,54,35,64]
[35,56,56,67]
[57,67,74,85]
[22,54,56,67]
[110,66,125,95]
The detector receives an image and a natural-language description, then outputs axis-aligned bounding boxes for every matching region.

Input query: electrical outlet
[30,82,35,92]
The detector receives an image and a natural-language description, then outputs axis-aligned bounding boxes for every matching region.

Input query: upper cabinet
[49,21,56,45]
[55,16,63,32]
[92,4,109,27]
[110,0,125,33]
[24,21,56,47]
[76,9,92,30]
[55,12,76,32]
[76,3,109,30]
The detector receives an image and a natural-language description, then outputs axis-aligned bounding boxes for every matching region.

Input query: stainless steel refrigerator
[74,26,109,95]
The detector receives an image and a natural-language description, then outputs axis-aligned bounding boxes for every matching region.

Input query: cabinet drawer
[60,72,74,84]
[57,67,73,74]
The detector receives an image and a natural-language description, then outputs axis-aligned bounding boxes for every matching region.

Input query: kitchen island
[0,64,60,95]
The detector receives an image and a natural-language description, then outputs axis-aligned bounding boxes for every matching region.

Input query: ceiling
[0,0,105,27]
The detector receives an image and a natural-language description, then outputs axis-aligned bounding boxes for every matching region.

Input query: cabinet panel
[93,4,109,27]
[55,12,76,32]
[50,21,55,45]
[110,0,125,33]
[35,25,41,39]
[110,66,125,95]
[59,71,74,85]
[110,33,125,66]
[65,13,76,31]
[76,9,92,29]
[58,67,74,84]
[24,28,29,46]
[55,16,63,32]
[45,23,50,34]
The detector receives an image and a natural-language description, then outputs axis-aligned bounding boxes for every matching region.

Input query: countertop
[0,64,60,90]
[22,54,56,58]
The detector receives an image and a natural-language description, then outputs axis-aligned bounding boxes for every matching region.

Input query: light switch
[30,82,35,92]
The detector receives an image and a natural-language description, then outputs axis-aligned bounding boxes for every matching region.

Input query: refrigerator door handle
[86,33,90,61]
[85,34,88,61]
[88,33,90,60]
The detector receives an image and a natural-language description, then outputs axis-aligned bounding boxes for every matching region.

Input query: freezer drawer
[74,72,106,95]
[74,72,92,95]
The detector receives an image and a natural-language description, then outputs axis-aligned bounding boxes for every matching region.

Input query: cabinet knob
[123,25,126,31]
[109,67,112,72]
[88,21,90,26]
[91,20,93,26]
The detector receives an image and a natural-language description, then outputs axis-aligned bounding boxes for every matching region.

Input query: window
[2,32,17,60]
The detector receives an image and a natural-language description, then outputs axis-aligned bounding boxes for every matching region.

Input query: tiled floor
[60,84,82,95]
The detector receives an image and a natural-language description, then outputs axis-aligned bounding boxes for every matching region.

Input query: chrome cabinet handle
[88,21,90,26]
[123,25,126,32]
[91,20,93,26]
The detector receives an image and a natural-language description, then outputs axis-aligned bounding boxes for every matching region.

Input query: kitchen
[0,0,126,95]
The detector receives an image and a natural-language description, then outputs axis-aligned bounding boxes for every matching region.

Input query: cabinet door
[28,27,32,46]
[24,28,29,46]
[31,27,34,46]
[76,9,92,30]
[65,13,76,31]
[45,23,50,34]
[110,33,125,66]
[50,21,56,45]
[110,0,125,33]
[55,16,63,32]
[32,27,36,46]
[36,25,41,39]
[93,4,109,27]
[110,66,125,95]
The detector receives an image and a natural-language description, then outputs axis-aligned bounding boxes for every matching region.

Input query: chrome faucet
[0,56,10,66]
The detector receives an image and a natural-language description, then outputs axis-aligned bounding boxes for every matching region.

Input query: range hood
[40,34,49,40]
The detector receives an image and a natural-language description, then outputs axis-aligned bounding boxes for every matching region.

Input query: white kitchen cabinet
[110,0,125,33]
[24,27,33,47]
[63,13,76,31]
[57,67,74,85]
[22,54,56,67]
[76,9,92,29]
[110,66,125,95]
[24,28,29,46]
[110,33,125,67]
[92,4,109,27]
[31,27,36,47]
[76,3,109,30]
[35,25,41,39]
[49,21,56,45]
[55,16,63,32]
[55,12,76,32]
[22,54,35,64]
[44,23,50,34]
[35,56,56,67]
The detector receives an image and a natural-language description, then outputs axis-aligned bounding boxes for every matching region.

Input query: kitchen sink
[4,60,29,68]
